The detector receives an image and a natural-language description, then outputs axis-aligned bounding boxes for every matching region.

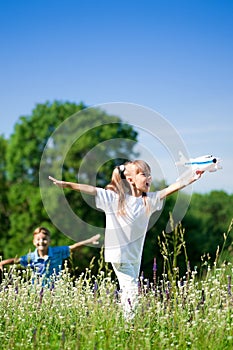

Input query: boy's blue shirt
[19,246,70,277]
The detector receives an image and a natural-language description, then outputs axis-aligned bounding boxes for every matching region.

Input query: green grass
[0,259,232,350]
[1,220,233,350]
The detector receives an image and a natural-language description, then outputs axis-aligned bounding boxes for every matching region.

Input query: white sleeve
[148,191,164,213]
[95,188,117,211]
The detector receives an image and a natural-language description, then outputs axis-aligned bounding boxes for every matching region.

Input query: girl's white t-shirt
[95,188,164,263]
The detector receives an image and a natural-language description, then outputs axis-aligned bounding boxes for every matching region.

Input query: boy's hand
[90,234,101,245]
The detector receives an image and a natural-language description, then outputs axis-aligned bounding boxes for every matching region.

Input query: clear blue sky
[0,0,232,193]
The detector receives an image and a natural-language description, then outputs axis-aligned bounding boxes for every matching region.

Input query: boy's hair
[105,160,151,215]
[33,227,51,238]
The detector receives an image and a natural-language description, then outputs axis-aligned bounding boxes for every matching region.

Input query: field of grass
[0,223,232,350]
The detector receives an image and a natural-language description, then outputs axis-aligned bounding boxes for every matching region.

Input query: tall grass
[0,223,232,350]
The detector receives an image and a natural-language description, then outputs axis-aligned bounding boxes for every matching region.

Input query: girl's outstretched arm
[48,176,97,195]
[159,171,204,199]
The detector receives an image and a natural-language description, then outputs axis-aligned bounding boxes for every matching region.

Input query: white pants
[112,262,140,318]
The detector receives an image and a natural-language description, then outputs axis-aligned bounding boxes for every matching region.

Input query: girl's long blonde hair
[105,160,151,215]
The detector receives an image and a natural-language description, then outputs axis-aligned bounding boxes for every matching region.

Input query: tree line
[0,101,232,279]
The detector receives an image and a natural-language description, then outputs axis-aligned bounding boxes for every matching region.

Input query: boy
[0,226,100,278]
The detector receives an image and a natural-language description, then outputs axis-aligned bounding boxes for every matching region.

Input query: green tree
[4,101,138,271]
[4,101,233,278]
[4,101,84,257]
[182,191,233,268]
[142,190,233,279]
[0,135,10,258]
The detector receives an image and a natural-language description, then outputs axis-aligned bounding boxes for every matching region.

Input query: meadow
[0,223,232,350]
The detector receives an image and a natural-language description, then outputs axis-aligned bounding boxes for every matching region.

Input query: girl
[49,160,202,318]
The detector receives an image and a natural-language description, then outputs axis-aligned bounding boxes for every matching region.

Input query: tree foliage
[0,135,10,257]
[141,189,233,279]
[183,191,233,265]
[0,100,232,279]
[4,101,138,264]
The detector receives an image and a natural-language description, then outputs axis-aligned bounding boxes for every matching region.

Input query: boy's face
[33,232,51,255]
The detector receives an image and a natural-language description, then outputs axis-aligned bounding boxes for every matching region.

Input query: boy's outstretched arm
[69,234,101,252]
[159,171,204,199]
[0,257,20,270]
[48,176,97,195]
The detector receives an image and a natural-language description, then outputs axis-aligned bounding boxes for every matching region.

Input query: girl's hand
[48,176,97,195]
[48,176,66,188]
[194,170,205,180]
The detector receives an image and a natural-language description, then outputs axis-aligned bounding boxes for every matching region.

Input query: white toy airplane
[176,152,222,182]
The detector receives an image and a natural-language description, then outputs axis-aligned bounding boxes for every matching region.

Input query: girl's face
[33,232,50,255]
[126,164,152,195]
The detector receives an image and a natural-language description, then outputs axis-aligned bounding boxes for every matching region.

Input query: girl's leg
[112,262,140,319]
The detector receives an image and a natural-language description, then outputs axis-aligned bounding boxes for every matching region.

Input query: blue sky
[0,0,232,193]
